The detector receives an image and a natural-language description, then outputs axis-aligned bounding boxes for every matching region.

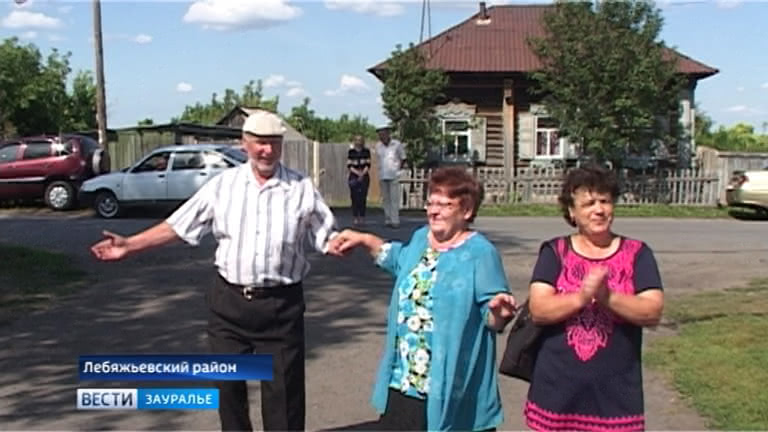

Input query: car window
[219,146,248,163]
[133,152,171,173]
[171,151,206,171]
[0,144,21,163]
[79,136,100,155]
[204,151,234,169]
[22,142,52,160]
[52,138,76,156]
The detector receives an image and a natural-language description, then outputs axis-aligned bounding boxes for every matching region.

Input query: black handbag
[499,299,542,382]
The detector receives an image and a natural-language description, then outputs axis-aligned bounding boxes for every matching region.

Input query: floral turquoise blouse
[389,247,439,398]
[371,227,509,431]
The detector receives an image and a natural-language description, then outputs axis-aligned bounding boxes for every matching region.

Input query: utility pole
[93,0,108,150]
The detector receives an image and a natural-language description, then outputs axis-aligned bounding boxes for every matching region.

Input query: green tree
[694,107,768,152]
[137,118,154,126]
[0,38,96,138]
[529,0,684,167]
[177,80,279,125]
[66,70,97,131]
[379,44,448,166]
[286,97,376,142]
[694,105,714,148]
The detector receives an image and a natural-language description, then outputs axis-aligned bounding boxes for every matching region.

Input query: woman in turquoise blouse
[332,166,517,431]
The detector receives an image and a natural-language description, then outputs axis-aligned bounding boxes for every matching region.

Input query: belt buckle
[241,286,255,301]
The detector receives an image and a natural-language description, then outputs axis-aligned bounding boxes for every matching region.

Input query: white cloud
[176,82,193,93]
[134,34,152,44]
[58,6,73,14]
[265,74,287,88]
[1,10,62,30]
[376,95,383,104]
[20,31,37,39]
[761,82,768,89]
[736,86,745,92]
[265,74,303,92]
[324,0,405,17]
[286,87,306,98]
[716,0,742,8]
[726,105,748,113]
[183,0,302,31]
[724,105,766,116]
[325,74,370,96]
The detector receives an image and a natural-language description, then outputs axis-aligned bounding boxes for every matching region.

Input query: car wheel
[44,181,76,211]
[95,191,120,218]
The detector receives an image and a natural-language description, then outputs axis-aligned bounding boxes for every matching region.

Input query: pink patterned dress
[524,236,663,432]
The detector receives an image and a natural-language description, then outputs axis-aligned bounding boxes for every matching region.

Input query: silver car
[80,144,246,218]
[726,166,768,216]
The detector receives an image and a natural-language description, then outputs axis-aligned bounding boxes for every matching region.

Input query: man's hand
[91,230,130,261]
[488,292,517,330]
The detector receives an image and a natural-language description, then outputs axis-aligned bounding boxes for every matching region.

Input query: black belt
[217,275,301,301]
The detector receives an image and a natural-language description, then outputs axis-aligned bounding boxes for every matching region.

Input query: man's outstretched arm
[91,222,180,261]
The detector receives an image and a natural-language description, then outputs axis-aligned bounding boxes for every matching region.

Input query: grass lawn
[0,243,87,315]
[646,278,768,430]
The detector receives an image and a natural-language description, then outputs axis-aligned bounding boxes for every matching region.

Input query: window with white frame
[442,119,472,161]
[535,117,563,158]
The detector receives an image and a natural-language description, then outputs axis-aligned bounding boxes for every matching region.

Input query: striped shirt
[347,146,371,178]
[166,162,338,286]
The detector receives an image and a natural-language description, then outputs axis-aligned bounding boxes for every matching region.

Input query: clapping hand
[580,266,609,306]
[91,230,130,261]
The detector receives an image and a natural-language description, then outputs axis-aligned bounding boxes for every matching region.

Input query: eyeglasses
[424,201,458,211]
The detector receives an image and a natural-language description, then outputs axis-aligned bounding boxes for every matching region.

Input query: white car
[80,144,246,218]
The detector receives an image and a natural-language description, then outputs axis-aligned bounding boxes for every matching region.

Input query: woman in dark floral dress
[526,165,664,432]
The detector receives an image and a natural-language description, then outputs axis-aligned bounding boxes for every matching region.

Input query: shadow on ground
[0,208,534,430]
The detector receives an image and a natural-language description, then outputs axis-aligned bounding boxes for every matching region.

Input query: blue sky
[1,0,766,132]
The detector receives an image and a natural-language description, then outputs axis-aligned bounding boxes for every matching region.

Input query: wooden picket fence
[398,167,720,209]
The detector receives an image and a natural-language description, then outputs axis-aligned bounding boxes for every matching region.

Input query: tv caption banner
[79,354,273,381]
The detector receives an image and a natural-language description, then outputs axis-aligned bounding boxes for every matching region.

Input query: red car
[0,134,109,210]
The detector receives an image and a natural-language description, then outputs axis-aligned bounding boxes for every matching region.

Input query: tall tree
[379,43,448,166]
[286,97,376,142]
[66,70,98,131]
[177,80,279,125]
[529,0,684,167]
[0,38,95,138]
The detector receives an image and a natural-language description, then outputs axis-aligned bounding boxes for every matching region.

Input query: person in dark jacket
[347,135,371,225]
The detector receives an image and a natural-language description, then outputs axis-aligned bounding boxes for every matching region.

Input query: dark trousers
[326,389,426,431]
[349,176,369,217]
[207,276,305,431]
[326,389,497,432]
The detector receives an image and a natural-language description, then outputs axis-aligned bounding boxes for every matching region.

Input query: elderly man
[374,125,406,228]
[90,111,340,431]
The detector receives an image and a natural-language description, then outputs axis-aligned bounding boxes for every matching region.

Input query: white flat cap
[375,124,392,131]
[242,111,286,137]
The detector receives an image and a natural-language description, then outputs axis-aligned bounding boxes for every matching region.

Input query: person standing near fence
[89,111,344,432]
[348,135,371,226]
[374,125,407,229]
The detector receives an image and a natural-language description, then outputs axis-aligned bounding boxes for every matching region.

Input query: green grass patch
[0,243,87,311]
[646,279,768,430]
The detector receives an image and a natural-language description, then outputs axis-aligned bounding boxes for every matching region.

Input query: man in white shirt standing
[90,111,342,431]
[374,125,406,228]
